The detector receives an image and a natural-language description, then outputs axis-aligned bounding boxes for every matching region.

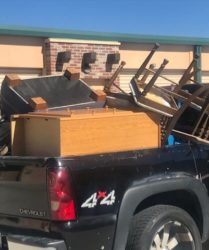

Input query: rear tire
[126,205,202,250]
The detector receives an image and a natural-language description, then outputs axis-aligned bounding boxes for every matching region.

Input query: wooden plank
[29,97,48,111]
[24,117,60,156]
[19,108,140,118]
[60,112,160,156]
[64,68,80,80]
[90,89,107,102]
[5,74,22,87]
[11,117,25,155]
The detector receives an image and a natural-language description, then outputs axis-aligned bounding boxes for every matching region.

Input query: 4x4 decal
[81,190,115,208]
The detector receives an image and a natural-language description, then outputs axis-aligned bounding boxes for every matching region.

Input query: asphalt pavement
[7,240,209,250]
[203,240,209,250]
[8,241,54,250]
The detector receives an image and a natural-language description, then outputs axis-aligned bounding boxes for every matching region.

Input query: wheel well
[134,190,203,237]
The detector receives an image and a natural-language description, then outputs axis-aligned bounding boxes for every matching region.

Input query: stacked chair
[126,44,209,146]
[1,43,209,157]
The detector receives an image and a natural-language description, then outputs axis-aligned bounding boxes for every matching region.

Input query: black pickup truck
[0,93,208,250]
[0,44,209,250]
[0,143,208,250]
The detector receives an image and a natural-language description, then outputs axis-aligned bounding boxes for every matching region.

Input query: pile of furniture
[1,44,209,157]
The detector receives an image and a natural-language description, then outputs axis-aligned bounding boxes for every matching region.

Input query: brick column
[43,39,120,83]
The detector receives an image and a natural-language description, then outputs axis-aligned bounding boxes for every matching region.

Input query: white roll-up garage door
[120,69,185,93]
[0,68,42,86]
[202,72,209,83]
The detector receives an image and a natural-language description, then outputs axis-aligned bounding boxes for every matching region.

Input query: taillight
[47,167,76,221]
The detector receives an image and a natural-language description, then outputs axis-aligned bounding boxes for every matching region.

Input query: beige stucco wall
[120,43,194,70]
[0,36,44,68]
[202,47,209,71]
[0,35,208,85]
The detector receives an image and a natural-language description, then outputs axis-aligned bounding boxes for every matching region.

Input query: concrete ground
[203,241,209,250]
[8,241,54,250]
[7,240,209,250]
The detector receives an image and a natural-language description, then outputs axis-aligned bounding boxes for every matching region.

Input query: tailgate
[0,157,50,220]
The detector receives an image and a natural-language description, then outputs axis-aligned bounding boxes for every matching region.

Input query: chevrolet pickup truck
[0,44,208,250]
[0,142,207,250]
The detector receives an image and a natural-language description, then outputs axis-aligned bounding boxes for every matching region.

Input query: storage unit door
[0,68,42,86]
[202,72,209,83]
[120,69,185,93]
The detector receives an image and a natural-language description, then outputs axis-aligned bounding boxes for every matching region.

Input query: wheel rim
[150,220,195,250]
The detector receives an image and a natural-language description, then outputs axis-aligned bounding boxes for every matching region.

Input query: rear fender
[113,174,209,250]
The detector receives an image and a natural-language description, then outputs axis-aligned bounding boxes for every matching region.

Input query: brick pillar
[43,41,52,75]
[43,39,121,84]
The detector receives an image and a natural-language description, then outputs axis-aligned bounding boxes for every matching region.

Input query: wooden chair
[128,44,209,146]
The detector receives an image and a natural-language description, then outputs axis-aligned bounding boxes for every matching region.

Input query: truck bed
[0,144,208,250]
